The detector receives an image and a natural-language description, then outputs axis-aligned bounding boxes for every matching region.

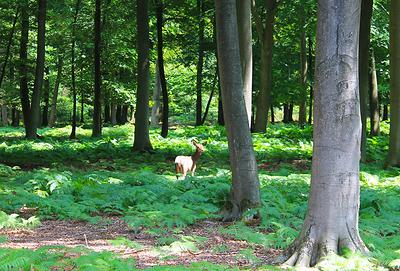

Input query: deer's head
[192,140,205,153]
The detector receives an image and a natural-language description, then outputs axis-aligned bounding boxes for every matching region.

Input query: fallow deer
[174,140,205,179]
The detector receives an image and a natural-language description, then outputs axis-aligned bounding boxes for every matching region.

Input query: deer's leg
[175,164,181,179]
[191,164,196,176]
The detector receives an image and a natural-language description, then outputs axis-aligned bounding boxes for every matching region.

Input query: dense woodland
[0,0,399,270]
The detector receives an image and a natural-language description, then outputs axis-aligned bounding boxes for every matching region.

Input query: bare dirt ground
[0,218,280,269]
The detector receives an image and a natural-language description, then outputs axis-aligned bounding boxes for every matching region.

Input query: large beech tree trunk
[237,0,252,127]
[133,0,152,151]
[92,0,102,137]
[387,0,400,166]
[277,0,367,267]
[49,55,63,127]
[308,35,314,124]
[215,0,260,221]
[369,49,380,136]
[359,0,373,162]
[253,0,277,132]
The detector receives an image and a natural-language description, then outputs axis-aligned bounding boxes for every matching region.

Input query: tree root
[274,224,368,267]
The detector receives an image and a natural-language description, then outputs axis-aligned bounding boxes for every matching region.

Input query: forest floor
[0,124,399,270]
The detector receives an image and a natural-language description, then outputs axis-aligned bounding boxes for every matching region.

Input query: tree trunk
[41,67,50,127]
[92,0,102,137]
[288,104,293,122]
[298,15,307,127]
[26,0,46,139]
[308,35,314,125]
[270,105,275,124]
[104,102,110,123]
[369,49,380,136]
[237,0,252,127]
[387,0,400,166]
[133,0,152,151]
[11,107,19,127]
[201,67,218,124]
[217,82,224,125]
[1,105,7,126]
[116,105,122,124]
[157,1,169,138]
[122,105,129,123]
[283,103,290,123]
[110,103,116,125]
[19,0,31,135]
[215,0,260,221]
[195,0,205,126]
[49,55,63,127]
[359,0,373,162]
[277,0,367,266]
[253,0,277,132]
[382,104,388,121]
[150,59,162,127]
[0,8,19,89]
[80,91,85,123]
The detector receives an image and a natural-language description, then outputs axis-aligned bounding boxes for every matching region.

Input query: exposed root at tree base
[274,225,368,267]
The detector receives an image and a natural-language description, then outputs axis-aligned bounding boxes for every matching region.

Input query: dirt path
[0,218,280,269]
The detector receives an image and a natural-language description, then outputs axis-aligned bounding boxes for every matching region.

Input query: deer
[174,140,205,179]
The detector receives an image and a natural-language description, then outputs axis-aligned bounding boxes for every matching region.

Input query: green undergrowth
[0,124,399,270]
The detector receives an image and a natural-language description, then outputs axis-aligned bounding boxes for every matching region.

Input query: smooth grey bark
[133,0,152,152]
[276,0,367,266]
[195,0,205,126]
[369,49,380,136]
[26,0,46,139]
[215,0,260,221]
[150,59,162,127]
[253,0,277,132]
[308,35,314,125]
[92,0,102,137]
[359,0,373,162]
[299,15,307,127]
[237,0,252,127]
[49,55,63,127]
[387,0,400,166]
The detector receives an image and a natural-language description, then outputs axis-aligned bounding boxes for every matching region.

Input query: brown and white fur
[174,140,205,179]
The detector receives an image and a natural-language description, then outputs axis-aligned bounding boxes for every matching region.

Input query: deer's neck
[191,150,202,163]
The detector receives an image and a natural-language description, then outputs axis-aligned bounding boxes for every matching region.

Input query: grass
[0,123,399,270]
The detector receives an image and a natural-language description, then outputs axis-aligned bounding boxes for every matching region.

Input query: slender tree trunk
[215,0,260,221]
[0,8,19,89]
[49,55,63,127]
[288,104,293,122]
[1,106,7,126]
[150,59,162,127]
[283,103,289,123]
[116,105,122,124]
[12,107,19,127]
[110,103,117,125]
[270,105,275,124]
[277,0,367,266]
[104,102,110,123]
[382,104,388,121]
[80,91,84,123]
[201,67,218,124]
[387,0,400,166]
[92,0,102,137]
[298,15,307,127]
[133,0,152,151]
[253,0,277,132]
[41,67,50,126]
[308,35,314,125]
[157,1,169,138]
[195,0,205,126]
[369,49,380,136]
[26,0,46,139]
[122,105,129,123]
[19,0,30,135]
[359,0,373,162]
[237,0,252,127]
[217,82,224,125]
[70,0,81,139]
